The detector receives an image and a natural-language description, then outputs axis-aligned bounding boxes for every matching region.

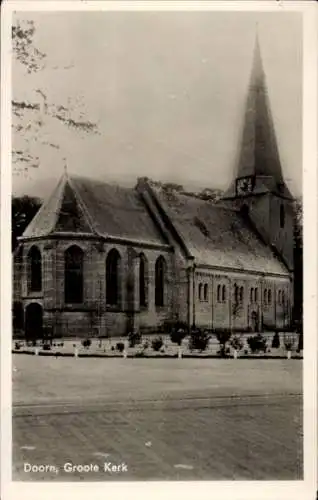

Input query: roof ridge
[66,177,98,235]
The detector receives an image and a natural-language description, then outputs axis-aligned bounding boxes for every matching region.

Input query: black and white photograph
[1,1,317,499]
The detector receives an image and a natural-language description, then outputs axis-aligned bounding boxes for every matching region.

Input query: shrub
[116,342,125,352]
[230,335,244,351]
[165,320,188,346]
[247,334,267,353]
[128,331,142,348]
[135,351,145,358]
[272,332,280,349]
[152,336,163,352]
[283,335,296,351]
[82,339,91,348]
[189,328,210,352]
[14,342,20,350]
[215,331,232,357]
[143,341,149,350]
[111,346,115,351]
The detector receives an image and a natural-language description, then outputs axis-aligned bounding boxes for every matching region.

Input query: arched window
[198,283,203,301]
[239,286,244,303]
[65,245,84,304]
[234,283,238,303]
[139,253,148,307]
[282,290,285,305]
[217,284,221,302]
[203,283,208,302]
[280,204,285,229]
[27,246,42,292]
[278,290,281,305]
[268,289,272,305]
[106,249,121,306]
[155,255,166,307]
[250,288,254,303]
[264,289,268,305]
[254,288,258,302]
[222,285,226,302]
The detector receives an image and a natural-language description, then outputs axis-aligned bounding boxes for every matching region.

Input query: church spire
[223,33,292,200]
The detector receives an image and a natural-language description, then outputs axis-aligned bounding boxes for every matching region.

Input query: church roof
[22,174,170,246]
[147,183,289,276]
[223,35,293,200]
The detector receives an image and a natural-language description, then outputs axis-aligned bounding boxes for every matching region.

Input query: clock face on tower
[236,176,254,195]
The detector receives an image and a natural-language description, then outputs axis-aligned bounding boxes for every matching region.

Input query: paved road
[13,392,302,481]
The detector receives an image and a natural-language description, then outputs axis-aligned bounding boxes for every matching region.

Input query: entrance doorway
[25,303,43,342]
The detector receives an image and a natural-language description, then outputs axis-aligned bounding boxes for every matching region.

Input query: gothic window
[155,255,166,307]
[139,253,148,307]
[268,289,272,305]
[280,204,285,229]
[282,290,285,305]
[239,286,244,303]
[250,288,254,303]
[254,288,258,302]
[264,289,268,305]
[106,248,121,306]
[64,245,84,304]
[27,246,42,292]
[198,283,203,301]
[222,285,226,302]
[217,284,221,302]
[203,283,208,302]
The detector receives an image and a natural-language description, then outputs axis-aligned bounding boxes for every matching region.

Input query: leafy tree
[12,195,42,251]
[12,18,99,175]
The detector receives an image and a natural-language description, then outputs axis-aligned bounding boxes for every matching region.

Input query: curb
[12,350,303,360]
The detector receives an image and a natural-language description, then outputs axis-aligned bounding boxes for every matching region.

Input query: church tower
[222,35,294,271]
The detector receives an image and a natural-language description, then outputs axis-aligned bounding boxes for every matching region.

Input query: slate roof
[22,174,169,246]
[22,175,68,238]
[148,184,289,276]
[70,176,168,244]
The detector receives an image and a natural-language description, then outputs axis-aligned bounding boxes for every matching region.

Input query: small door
[25,303,43,341]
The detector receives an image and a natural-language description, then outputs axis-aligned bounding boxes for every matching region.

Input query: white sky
[12,10,302,198]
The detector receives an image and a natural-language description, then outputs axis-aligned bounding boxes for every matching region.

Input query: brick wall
[194,268,292,331]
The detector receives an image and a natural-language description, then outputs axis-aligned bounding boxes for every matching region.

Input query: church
[13,38,295,340]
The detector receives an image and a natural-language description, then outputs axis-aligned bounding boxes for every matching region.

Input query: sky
[12,10,303,198]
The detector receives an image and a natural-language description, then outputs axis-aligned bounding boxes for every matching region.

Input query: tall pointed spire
[250,29,265,91]
[223,32,292,200]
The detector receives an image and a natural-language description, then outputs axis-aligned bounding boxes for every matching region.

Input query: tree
[12,18,100,175]
[12,195,42,251]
